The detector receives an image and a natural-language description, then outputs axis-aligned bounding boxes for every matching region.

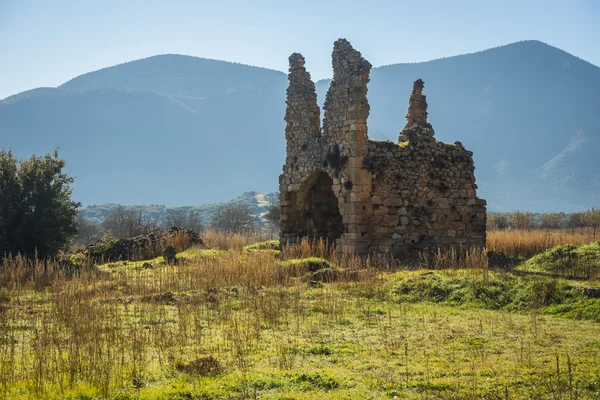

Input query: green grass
[2,248,600,399]
[97,256,166,272]
[518,242,600,279]
[95,246,227,273]
[278,257,331,271]
[176,247,228,260]
[243,240,280,254]
[244,240,280,251]
[387,270,600,322]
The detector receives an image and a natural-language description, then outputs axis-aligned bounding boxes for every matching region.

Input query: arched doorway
[300,171,344,243]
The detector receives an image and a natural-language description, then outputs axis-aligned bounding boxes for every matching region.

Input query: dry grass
[487,228,597,260]
[0,232,598,398]
[202,230,275,251]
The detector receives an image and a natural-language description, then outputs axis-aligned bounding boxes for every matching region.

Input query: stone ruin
[279,39,486,259]
[82,227,203,262]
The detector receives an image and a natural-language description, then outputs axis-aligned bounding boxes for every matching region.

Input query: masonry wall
[364,137,486,257]
[280,40,374,253]
[279,40,486,258]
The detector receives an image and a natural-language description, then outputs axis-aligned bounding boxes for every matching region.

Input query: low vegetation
[487,228,598,259]
[0,231,599,399]
[518,242,600,280]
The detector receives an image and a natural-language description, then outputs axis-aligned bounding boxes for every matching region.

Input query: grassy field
[0,231,599,399]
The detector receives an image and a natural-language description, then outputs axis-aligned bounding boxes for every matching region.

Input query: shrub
[175,355,223,376]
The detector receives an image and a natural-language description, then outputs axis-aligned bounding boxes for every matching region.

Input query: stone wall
[279,39,486,258]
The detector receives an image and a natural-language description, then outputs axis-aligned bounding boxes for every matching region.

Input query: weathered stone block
[383,198,403,207]
[346,203,363,215]
[383,215,398,226]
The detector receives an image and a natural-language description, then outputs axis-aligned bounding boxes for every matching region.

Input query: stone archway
[299,171,344,243]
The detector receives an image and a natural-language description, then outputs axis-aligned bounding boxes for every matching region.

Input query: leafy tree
[163,209,203,232]
[508,210,534,230]
[0,150,80,258]
[212,204,257,233]
[540,213,565,229]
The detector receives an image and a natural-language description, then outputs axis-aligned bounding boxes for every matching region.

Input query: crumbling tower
[398,79,434,142]
[280,40,487,258]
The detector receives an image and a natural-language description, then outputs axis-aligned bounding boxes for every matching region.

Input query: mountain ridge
[1,40,598,211]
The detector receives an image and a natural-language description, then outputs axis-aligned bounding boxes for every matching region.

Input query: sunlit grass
[0,233,598,398]
[487,228,597,260]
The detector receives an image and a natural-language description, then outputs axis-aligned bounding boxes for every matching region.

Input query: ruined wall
[280,40,486,258]
[360,80,486,257]
[280,40,374,253]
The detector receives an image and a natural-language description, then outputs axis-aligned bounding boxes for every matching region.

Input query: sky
[1,0,599,99]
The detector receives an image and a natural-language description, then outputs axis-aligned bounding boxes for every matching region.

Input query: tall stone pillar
[398,79,435,142]
[323,39,373,254]
[279,53,322,246]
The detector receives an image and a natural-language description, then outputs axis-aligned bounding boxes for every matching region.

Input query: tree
[212,204,257,233]
[163,209,203,232]
[584,207,600,239]
[487,214,507,231]
[567,212,586,231]
[264,204,281,229]
[508,210,534,230]
[74,214,102,246]
[540,213,564,230]
[0,150,80,258]
[101,207,157,238]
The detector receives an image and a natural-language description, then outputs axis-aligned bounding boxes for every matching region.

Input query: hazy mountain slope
[0,82,287,205]
[1,41,599,211]
[60,54,286,99]
[316,40,600,211]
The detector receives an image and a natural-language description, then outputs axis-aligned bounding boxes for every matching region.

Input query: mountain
[0,56,288,205]
[1,41,599,211]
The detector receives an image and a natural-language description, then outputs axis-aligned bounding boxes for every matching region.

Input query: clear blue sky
[1,0,598,99]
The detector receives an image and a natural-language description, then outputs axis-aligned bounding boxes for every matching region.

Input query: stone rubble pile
[82,227,203,262]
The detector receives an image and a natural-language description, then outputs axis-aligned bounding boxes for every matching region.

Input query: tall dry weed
[487,229,596,259]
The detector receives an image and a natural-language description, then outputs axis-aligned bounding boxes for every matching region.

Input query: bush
[175,355,223,376]
[0,149,80,259]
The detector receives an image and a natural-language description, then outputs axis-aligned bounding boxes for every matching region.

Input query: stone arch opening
[299,171,344,243]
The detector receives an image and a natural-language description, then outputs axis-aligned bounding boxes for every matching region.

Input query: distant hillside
[80,191,278,226]
[0,56,287,205]
[60,54,284,99]
[2,41,599,211]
